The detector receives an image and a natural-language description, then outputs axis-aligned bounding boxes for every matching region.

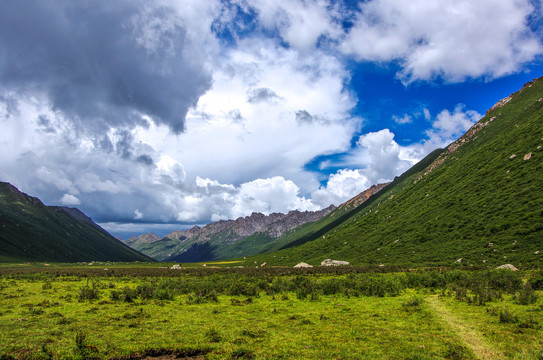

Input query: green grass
[0,266,542,359]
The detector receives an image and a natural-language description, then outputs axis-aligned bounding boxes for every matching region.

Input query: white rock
[293,262,313,268]
[170,264,181,270]
[496,264,519,271]
[320,259,350,266]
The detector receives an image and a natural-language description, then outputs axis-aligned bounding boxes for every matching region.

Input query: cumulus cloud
[339,0,542,82]
[141,38,359,189]
[247,88,281,103]
[311,169,371,207]
[247,0,343,51]
[0,1,216,135]
[133,209,144,220]
[424,105,482,149]
[313,102,482,207]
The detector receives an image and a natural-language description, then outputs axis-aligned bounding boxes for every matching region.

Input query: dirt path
[426,296,504,360]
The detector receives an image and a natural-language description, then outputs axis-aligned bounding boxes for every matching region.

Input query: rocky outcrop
[320,259,350,266]
[125,233,162,247]
[496,264,519,271]
[164,205,336,246]
[337,183,389,211]
[293,262,313,268]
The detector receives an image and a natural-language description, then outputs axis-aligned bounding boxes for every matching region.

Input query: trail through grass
[426,296,503,360]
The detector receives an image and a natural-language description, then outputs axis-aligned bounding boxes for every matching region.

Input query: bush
[78,286,100,301]
[529,270,543,290]
[228,280,259,297]
[205,329,222,343]
[499,309,518,324]
[516,283,538,305]
[229,348,255,360]
[74,331,100,360]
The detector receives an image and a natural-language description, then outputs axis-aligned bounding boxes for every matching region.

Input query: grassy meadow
[0,265,542,359]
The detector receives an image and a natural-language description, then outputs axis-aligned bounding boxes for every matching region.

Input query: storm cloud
[0,1,213,134]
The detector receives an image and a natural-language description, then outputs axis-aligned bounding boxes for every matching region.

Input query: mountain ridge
[125,205,338,261]
[0,182,153,263]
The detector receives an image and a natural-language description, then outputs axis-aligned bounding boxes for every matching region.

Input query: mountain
[243,77,543,268]
[126,206,338,261]
[0,182,153,262]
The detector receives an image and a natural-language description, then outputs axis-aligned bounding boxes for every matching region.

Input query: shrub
[228,281,259,297]
[402,297,423,312]
[74,331,100,360]
[516,283,538,305]
[499,309,518,324]
[529,270,543,290]
[205,329,222,343]
[78,286,100,301]
[229,348,255,360]
[121,287,137,303]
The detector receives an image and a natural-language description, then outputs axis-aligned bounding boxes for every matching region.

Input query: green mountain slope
[0,182,153,262]
[243,78,543,268]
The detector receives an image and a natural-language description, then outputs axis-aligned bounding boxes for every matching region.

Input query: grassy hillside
[0,182,153,263]
[241,78,543,268]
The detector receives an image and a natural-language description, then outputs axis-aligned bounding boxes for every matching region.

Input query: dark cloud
[247,88,280,103]
[36,115,56,134]
[295,110,313,124]
[0,94,19,118]
[295,110,330,125]
[136,154,154,166]
[0,1,212,134]
[227,109,245,123]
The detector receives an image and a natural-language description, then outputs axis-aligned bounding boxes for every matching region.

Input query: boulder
[293,262,313,268]
[320,259,350,266]
[496,264,519,271]
[170,264,181,270]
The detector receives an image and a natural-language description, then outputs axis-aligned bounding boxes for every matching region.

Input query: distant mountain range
[124,182,388,262]
[241,77,543,268]
[0,182,152,262]
[124,206,334,261]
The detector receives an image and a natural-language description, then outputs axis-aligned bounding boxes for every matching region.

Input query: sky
[1,0,542,239]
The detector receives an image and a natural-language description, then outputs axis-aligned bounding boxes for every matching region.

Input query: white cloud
[248,0,343,51]
[311,169,371,207]
[133,209,143,220]
[60,194,80,206]
[339,0,542,82]
[424,105,482,149]
[136,38,359,191]
[392,114,412,125]
[313,102,482,207]
[232,176,318,218]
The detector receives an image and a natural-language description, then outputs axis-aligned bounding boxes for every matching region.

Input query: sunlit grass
[1,268,542,359]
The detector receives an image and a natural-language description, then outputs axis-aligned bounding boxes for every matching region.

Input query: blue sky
[0,0,542,238]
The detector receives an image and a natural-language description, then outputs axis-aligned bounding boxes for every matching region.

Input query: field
[0,265,542,359]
